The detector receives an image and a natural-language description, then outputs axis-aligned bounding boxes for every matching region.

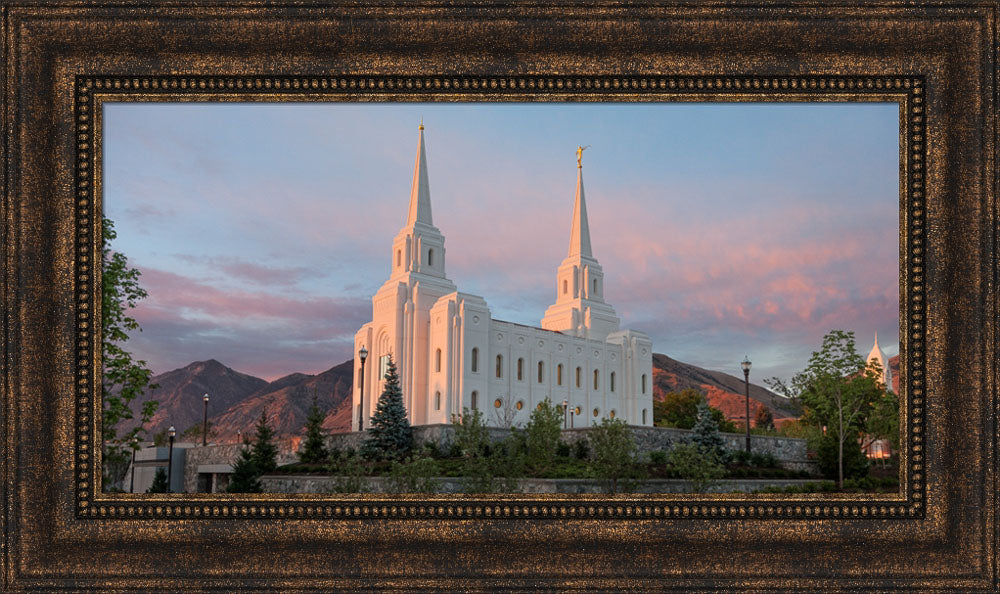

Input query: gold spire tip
[419,117,424,131]
[576,144,590,168]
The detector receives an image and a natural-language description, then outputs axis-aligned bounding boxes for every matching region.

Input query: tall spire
[406,122,433,226]
[567,153,593,259]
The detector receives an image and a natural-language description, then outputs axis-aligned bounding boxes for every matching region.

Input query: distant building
[127,442,193,493]
[865,332,893,391]
[862,333,896,460]
[352,127,654,429]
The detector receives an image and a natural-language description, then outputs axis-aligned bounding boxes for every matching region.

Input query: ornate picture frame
[2,2,996,590]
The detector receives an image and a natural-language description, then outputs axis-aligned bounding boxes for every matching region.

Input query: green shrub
[667,443,726,493]
[327,452,368,493]
[648,450,668,465]
[556,441,572,458]
[589,418,644,494]
[817,434,869,482]
[573,438,590,460]
[519,399,563,472]
[386,456,441,493]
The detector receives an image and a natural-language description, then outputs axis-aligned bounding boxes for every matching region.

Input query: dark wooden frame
[2,2,996,590]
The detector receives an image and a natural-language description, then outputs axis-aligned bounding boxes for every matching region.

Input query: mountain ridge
[125,351,842,442]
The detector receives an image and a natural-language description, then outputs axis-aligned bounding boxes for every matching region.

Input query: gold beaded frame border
[75,74,925,521]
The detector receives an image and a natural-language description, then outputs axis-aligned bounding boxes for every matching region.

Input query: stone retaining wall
[261,474,823,494]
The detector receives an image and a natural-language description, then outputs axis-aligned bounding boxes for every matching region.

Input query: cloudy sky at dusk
[103,101,899,384]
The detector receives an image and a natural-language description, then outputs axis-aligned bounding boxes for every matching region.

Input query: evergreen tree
[146,467,169,493]
[361,356,413,461]
[690,399,730,462]
[227,443,263,493]
[298,395,328,465]
[250,411,279,474]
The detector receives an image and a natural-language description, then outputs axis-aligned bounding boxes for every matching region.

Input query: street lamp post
[129,437,138,493]
[166,425,176,493]
[570,407,574,429]
[358,346,369,432]
[741,357,752,454]
[563,399,568,429]
[202,393,210,446]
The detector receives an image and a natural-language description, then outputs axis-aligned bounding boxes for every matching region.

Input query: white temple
[866,332,893,391]
[352,126,654,429]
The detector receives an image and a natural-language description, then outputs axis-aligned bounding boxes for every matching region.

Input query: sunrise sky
[103,101,900,385]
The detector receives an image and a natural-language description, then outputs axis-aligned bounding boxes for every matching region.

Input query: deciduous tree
[766,330,886,488]
[101,216,158,491]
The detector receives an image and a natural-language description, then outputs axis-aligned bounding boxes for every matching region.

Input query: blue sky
[103,101,900,383]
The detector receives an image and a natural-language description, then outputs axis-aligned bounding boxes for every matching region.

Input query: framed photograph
[3,2,997,591]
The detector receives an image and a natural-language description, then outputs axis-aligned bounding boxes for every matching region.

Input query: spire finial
[576,144,590,168]
[419,117,424,131]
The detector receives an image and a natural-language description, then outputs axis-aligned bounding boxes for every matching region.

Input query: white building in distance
[352,126,654,429]
[866,332,893,391]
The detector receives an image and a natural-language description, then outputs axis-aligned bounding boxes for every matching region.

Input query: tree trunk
[838,401,844,490]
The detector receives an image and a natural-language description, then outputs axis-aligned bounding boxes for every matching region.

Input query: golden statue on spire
[576,144,590,168]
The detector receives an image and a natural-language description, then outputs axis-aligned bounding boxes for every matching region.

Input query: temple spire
[406,122,433,226]
[568,148,593,259]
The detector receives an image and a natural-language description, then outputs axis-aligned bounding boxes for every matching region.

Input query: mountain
[651,353,800,425]
[207,360,354,440]
[123,359,269,437]
[128,349,897,441]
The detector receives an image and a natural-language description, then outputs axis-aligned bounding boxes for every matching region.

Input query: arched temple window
[594,369,600,391]
[517,358,524,381]
[576,366,582,388]
[610,372,616,392]
[471,347,479,373]
[428,248,434,266]
[435,349,442,373]
[537,361,544,383]
[496,355,503,378]
[557,364,563,386]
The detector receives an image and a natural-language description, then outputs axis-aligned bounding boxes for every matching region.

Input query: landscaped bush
[573,438,590,460]
[386,455,441,493]
[666,442,726,493]
[817,434,870,481]
[589,418,644,494]
[648,450,668,466]
[556,441,572,458]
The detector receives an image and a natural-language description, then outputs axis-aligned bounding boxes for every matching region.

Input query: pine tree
[250,410,279,474]
[298,395,328,465]
[690,399,730,462]
[146,466,169,493]
[227,443,263,493]
[361,355,413,461]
